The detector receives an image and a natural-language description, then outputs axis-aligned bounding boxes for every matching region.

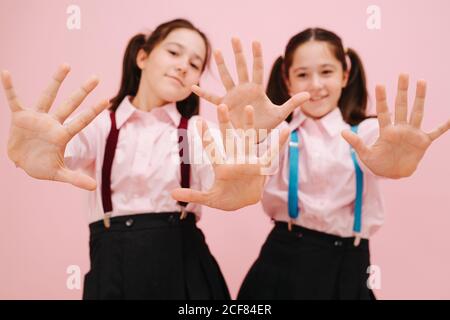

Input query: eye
[297,73,307,78]
[190,63,200,70]
[168,49,179,56]
[322,69,333,75]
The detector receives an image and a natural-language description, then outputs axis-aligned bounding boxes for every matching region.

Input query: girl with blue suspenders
[237,28,450,300]
[2,19,288,300]
[177,31,450,299]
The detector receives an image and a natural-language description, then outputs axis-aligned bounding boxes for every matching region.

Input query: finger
[36,64,70,113]
[214,50,235,91]
[196,118,224,165]
[279,92,310,120]
[409,80,427,128]
[55,168,97,191]
[171,188,209,205]
[260,127,290,170]
[231,37,250,84]
[394,74,409,124]
[375,85,392,129]
[64,99,109,139]
[341,130,370,160]
[54,76,99,123]
[252,41,264,85]
[428,119,450,141]
[217,104,234,152]
[191,85,222,105]
[1,70,23,112]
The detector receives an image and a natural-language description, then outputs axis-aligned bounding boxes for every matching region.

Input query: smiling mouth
[166,75,184,87]
[310,95,328,102]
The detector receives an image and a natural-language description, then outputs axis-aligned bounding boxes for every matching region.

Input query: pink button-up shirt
[65,97,215,224]
[262,107,385,239]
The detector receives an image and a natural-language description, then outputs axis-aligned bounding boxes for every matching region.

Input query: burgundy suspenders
[101,110,191,228]
[177,116,190,219]
[101,111,119,226]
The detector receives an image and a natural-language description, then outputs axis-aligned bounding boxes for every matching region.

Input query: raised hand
[171,104,290,211]
[192,38,310,134]
[1,65,109,190]
[342,74,450,179]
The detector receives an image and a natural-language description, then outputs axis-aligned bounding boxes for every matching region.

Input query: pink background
[1,0,450,299]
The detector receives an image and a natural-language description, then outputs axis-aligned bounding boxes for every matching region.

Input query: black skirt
[237,221,376,300]
[83,212,230,300]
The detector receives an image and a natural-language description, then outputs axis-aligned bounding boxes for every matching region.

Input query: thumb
[279,91,310,120]
[341,130,369,159]
[55,168,97,191]
[171,188,208,205]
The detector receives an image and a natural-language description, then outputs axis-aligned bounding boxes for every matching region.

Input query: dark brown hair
[110,18,211,118]
[267,28,370,125]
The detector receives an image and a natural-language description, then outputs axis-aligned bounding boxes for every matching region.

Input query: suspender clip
[180,207,187,220]
[353,233,361,247]
[288,220,293,232]
[103,212,112,229]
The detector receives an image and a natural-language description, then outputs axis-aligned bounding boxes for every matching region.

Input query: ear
[284,74,293,96]
[136,49,148,70]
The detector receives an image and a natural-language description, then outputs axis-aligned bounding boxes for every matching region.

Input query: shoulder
[354,117,379,145]
[357,117,379,133]
[188,115,220,137]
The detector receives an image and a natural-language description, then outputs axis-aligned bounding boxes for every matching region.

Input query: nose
[310,73,324,90]
[175,59,189,75]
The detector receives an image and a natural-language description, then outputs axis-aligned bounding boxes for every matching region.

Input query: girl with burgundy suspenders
[177,31,450,299]
[1,19,294,300]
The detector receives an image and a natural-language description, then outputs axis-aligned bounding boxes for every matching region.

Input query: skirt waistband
[273,221,369,250]
[89,212,196,235]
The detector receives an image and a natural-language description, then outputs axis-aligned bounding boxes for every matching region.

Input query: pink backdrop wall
[1,0,449,299]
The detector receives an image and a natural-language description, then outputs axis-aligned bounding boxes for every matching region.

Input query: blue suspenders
[288,125,363,246]
[350,125,363,237]
[288,130,300,221]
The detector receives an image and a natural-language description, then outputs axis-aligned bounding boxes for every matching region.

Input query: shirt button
[125,218,134,227]
[334,240,343,247]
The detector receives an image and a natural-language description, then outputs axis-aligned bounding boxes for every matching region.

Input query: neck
[302,106,338,120]
[131,80,167,112]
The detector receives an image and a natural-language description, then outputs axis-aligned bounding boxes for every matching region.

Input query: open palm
[342,74,450,179]
[2,65,108,190]
[172,104,289,210]
[192,38,310,134]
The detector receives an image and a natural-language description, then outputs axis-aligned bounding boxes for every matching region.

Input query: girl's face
[137,28,206,106]
[286,40,348,119]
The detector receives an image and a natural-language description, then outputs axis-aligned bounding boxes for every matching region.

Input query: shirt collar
[115,97,135,129]
[115,97,180,129]
[290,107,344,137]
[162,102,182,127]
[289,108,307,131]
[318,107,345,137]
